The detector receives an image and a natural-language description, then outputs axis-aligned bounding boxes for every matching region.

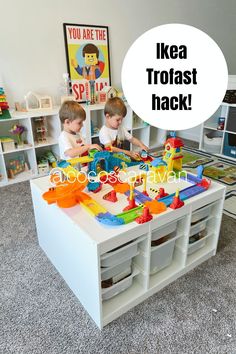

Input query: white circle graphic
[121,24,228,130]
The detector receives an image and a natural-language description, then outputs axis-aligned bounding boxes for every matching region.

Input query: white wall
[1,0,236,140]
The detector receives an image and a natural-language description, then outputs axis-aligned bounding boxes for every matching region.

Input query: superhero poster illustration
[63,24,111,103]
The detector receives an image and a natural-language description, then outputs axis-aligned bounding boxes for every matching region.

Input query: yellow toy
[149,134,184,183]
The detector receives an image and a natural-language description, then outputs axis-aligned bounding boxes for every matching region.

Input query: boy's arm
[129,136,149,151]
[104,144,140,160]
[64,144,102,158]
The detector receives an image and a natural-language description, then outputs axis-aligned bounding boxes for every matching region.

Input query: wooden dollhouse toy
[25,92,52,111]
[101,86,119,100]
[34,117,47,143]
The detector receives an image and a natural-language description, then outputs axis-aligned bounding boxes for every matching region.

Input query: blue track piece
[180,185,205,200]
[158,184,206,207]
[182,173,202,184]
[96,212,124,225]
[57,160,70,168]
[125,189,152,204]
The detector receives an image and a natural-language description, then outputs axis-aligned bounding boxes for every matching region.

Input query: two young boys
[58,97,148,161]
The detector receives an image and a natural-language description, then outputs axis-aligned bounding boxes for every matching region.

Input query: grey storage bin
[150,238,176,275]
[101,240,138,268]
[151,221,177,242]
[191,204,211,224]
[204,131,222,153]
[102,269,138,300]
[189,219,207,237]
[188,238,206,255]
[101,259,132,282]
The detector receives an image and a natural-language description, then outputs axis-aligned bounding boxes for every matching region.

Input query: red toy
[155,187,169,200]
[103,190,118,203]
[170,190,184,209]
[136,207,153,224]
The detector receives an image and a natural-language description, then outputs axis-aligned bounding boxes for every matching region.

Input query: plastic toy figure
[71,43,105,104]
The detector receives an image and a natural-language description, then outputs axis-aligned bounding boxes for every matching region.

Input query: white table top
[30,170,225,247]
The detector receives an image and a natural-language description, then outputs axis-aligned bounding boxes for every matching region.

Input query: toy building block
[103,190,118,203]
[170,189,184,209]
[0,87,11,119]
[87,181,102,193]
[155,187,169,200]
[136,206,153,224]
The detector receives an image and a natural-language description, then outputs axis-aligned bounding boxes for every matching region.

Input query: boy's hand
[140,144,149,151]
[89,144,102,151]
[128,151,141,160]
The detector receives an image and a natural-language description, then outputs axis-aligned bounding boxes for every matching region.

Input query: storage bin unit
[200,82,236,160]
[31,175,225,329]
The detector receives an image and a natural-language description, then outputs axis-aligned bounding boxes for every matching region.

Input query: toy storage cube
[204,131,223,154]
[150,238,176,274]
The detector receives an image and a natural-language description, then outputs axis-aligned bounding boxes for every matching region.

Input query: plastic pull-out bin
[150,237,176,275]
[189,219,207,237]
[204,131,222,154]
[151,221,177,242]
[188,238,206,255]
[101,259,132,283]
[101,240,138,268]
[191,204,211,225]
[102,268,139,301]
[188,219,208,255]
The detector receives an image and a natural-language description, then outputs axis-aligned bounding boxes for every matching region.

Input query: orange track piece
[113,183,130,194]
[144,200,167,214]
[43,177,87,208]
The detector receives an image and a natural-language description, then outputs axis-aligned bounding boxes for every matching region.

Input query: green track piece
[116,205,143,224]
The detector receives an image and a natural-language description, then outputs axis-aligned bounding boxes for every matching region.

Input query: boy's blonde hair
[59,101,86,124]
[104,97,127,118]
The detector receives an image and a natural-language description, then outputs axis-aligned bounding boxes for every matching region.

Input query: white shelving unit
[0,103,165,186]
[199,102,236,159]
[0,108,61,186]
[83,103,166,151]
[199,76,236,160]
[30,175,225,329]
